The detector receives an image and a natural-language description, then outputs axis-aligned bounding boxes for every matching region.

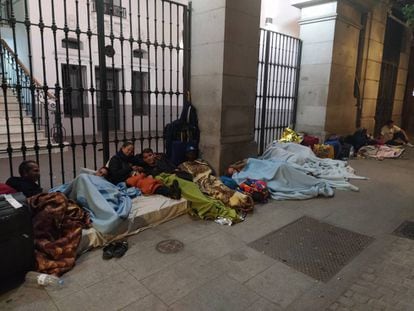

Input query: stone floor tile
[220,208,302,244]
[213,246,276,283]
[141,255,226,305]
[117,242,191,280]
[55,271,149,311]
[163,219,219,244]
[185,230,245,261]
[245,297,282,311]
[126,227,171,256]
[0,285,58,311]
[245,262,315,308]
[120,294,168,311]
[61,252,125,288]
[169,275,259,311]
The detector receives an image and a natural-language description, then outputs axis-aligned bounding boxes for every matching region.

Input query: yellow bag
[313,144,334,159]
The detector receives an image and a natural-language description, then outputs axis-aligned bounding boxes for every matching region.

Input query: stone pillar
[292,0,376,137]
[191,0,261,173]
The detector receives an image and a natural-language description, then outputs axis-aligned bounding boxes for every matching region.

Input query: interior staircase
[0,89,59,158]
[0,38,67,158]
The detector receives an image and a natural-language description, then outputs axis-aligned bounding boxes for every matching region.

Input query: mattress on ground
[78,195,188,253]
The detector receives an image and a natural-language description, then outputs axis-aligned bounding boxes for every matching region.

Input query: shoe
[102,243,116,260]
[113,241,128,258]
[169,180,181,200]
[406,142,414,148]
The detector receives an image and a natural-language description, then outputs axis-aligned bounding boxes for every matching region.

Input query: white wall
[260,0,300,37]
[4,0,188,137]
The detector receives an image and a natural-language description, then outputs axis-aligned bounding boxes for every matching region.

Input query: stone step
[0,142,69,158]
[0,123,44,134]
[0,109,26,118]
[0,117,34,126]
[0,131,43,141]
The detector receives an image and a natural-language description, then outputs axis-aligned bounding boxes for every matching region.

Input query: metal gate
[255,29,302,154]
[0,0,190,188]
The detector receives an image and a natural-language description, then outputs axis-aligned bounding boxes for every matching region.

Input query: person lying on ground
[50,166,139,234]
[126,172,181,200]
[178,146,253,213]
[140,148,241,223]
[140,147,193,181]
[6,160,43,197]
[107,141,144,184]
[380,120,413,147]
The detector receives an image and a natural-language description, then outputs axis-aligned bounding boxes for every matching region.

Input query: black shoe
[170,180,181,200]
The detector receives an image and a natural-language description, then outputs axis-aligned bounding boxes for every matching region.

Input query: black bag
[0,193,35,292]
[164,99,200,165]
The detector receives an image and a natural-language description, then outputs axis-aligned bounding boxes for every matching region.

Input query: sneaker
[406,142,414,148]
[169,180,181,200]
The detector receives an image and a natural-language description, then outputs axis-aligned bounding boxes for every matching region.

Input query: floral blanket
[28,192,90,276]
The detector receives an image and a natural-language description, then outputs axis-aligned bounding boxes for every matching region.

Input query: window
[92,0,126,18]
[0,0,11,25]
[133,49,147,59]
[132,72,149,116]
[62,38,82,50]
[62,64,89,117]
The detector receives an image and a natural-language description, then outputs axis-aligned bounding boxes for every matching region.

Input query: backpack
[239,179,270,203]
[164,99,200,165]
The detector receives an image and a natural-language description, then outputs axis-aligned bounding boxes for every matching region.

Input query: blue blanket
[232,158,334,200]
[50,174,139,234]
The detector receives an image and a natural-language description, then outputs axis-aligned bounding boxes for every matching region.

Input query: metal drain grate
[393,221,414,240]
[248,216,374,282]
[156,239,184,254]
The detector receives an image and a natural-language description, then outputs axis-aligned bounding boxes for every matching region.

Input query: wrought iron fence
[0,0,190,189]
[255,29,302,154]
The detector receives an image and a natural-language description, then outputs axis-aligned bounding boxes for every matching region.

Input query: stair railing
[0,38,57,130]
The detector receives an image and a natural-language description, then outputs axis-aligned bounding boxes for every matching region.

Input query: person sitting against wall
[140,148,241,223]
[107,141,144,184]
[6,160,43,197]
[380,120,414,147]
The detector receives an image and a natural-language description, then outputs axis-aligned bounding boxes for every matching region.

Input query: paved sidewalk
[1,148,414,310]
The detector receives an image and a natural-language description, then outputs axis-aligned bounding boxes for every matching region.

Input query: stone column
[292,0,376,137]
[191,0,261,173]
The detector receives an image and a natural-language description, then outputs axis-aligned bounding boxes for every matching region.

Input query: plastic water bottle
[25,271,64,287]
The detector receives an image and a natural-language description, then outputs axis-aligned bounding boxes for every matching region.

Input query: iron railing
[0,0,190,189]
[0,38,56,129]
[255,29,302,154]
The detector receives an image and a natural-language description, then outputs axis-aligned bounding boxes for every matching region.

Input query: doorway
[95,68,120,131]
[374,16,404,135]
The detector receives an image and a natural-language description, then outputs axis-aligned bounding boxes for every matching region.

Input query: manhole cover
[156,239,184,254]
[393,221,414,240]
[248,216,374,282]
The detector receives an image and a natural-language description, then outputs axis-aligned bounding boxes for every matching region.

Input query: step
[0,117,35,126]
[0,109,27,118]
[0,123,43,134]
[0,142,69,158]
[0,95,19,105]
[0,131,42,141]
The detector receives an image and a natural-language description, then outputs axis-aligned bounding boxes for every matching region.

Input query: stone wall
[191,0,260,173]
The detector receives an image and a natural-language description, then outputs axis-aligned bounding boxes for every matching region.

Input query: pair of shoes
[102,240,129,260]
[169,179,182,200]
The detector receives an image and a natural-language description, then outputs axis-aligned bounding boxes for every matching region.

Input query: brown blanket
[28,192,90,276]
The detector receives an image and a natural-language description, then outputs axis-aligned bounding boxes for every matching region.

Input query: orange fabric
[126,173,163,195]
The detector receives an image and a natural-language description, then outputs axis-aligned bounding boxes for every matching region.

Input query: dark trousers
[386,131,408,145]
[154,185,171,197]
